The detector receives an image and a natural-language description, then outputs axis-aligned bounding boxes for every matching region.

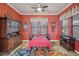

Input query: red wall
[0,3,22,40]
[59,3,79,51]
[0,3,77,41]
[0,3,21,20]
[1,3,79,51]
[59,3,77,16]
[59,3,77,36]
[0,3,61,40]
[20,15,61,40]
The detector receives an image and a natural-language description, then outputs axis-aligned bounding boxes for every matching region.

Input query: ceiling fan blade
[35,9,45,12]
[31,7,37,9]
[42,6,48,8]
[37,3,41,8]
[35,10,38,12]
[42,9,45,12]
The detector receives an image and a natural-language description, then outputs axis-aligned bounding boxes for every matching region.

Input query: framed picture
[51,22,56,32]
[23,22,28,31]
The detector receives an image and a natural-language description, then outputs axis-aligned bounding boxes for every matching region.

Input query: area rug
[10,47,48,56]
[10,41,79,56]
[10,47,68,56]
[10,47,38,56]
[10,41,68,56]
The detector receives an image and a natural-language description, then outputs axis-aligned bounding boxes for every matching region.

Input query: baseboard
[22,40,60,42]
[75,50,79,54]
[22,40,29,43]
[50,40,60,42]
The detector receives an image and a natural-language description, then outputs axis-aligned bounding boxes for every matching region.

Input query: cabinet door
[0,20,2,38]
[2,20,7,38]
[0,17,7,38]
[75,41,79,51]
[8,39,14,51]
[0,39,4,51]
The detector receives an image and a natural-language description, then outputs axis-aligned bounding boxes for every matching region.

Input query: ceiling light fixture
[37,7,42,12]
[31,3,48,12]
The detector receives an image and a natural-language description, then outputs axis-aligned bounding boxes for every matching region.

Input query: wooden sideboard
[0,17,22,55]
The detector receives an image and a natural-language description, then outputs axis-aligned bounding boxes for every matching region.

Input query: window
[72,14,79,40]
[62,18,68,35]
[40,22,48,34]
[31,22,39,35]
[30,18,48,35]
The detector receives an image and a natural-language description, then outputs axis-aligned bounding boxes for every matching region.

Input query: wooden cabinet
[60,35,75,51]
[0,17,22,55]
[60,35,70,51]
[75,41,79,51]
[0,18,7,38]
[69,38,75,51]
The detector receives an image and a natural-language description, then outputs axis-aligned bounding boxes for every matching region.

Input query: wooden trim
[75,50,79,54]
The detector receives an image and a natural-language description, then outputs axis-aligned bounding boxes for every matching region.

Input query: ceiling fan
[31,3,48,12]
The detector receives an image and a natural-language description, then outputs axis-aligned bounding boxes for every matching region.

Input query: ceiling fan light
[37,8,42,11]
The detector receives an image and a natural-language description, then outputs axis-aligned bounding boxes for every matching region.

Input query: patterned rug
[10,47,68,56]
[10,48,31,56]
[10,41,68,56]
[10,41,79,56]
[10,47,48,56]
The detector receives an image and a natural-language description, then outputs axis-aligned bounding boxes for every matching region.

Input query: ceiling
[8,3,71,15]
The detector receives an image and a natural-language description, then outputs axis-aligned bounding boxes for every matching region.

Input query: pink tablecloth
[28,36,51,49]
